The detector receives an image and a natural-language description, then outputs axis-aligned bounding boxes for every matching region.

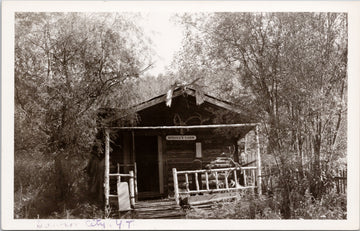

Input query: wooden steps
[133,199,185,219]
[110,198,185,219]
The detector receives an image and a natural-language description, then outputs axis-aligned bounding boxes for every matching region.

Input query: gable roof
[133,87,242,114]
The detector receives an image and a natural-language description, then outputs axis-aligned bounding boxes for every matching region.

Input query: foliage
[14,12,152,218]
[293,189,346,219]
[14,12,348,219]
[186,190,346,219]
[176,12,347,218]
[48,203,104,219]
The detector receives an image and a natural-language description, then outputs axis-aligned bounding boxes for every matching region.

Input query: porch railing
[172,166,257,205]
[107,171,136,209]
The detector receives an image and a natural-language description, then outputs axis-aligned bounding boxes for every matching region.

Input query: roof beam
[103,123,259,130]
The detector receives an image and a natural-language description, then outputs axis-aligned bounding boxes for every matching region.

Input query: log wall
[164,131,234,195]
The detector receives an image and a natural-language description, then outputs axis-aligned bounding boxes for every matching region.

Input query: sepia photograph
[2,1,360,230]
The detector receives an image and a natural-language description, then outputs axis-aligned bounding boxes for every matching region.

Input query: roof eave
[133,88,242,114]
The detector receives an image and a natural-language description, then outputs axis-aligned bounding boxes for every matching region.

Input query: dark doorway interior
[135,135,159,197]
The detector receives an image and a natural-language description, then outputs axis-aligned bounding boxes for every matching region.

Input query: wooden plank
[243,169,247,186]
[178,186,255,195]
[189,195,238,206]
[105,123,259,130]
[225,172,229,189]
[215,172,219,189]
[195,172,200,191]
[177,166,255,174]
[172,168,179,205]
[233,170,238,188]
[109,173,131,177]
[185,173,189,191]
[131,131,138,202]
[117,163,121,185]
[134,162,138,201]
[117,164,136,167]
[205,172,210,190]
[129,171,135,208]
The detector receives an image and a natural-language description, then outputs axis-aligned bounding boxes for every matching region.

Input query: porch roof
[133,87,243,114]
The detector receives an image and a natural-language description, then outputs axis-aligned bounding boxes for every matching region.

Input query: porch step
[110,198,186,219]
[134,199,185,219]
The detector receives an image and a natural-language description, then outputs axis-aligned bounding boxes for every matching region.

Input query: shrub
[186,192,282,219]
[185,188,345,219]
[294,189,346,219]
[14,151,95,218]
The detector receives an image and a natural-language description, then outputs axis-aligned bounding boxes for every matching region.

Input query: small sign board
[117,182,131,211]
[166,135,196,141]
[196,142,202,158]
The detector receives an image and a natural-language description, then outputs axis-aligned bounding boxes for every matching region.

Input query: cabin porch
[103,123,262,216]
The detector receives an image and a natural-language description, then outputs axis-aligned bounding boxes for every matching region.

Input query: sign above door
[166,135,197,141]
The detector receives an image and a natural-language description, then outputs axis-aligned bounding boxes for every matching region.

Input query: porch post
[104,129,110,210]
[172,168,179,205]
[255,125,262,195]
[129,171,136,208]
[131,131,138,201]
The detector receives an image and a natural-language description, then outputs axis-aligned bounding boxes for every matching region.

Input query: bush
[186,192,281,219]
[294,189,346,219]
[185,188,346,219]
[14,154,58,218]
[48,203,104,219]
[14,151,95,218]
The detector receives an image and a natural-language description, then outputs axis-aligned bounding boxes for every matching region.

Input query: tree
[176,12,347,218]
[15,12,152,214]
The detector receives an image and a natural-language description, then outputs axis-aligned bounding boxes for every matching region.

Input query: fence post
[205,172,210,190]
[185,173,189,192]
[195,172,200,192]
[233,170,238,188]
[215,172,219,189]
[134,162,138,202]
[172,168,180,205]
[129,171,135,208]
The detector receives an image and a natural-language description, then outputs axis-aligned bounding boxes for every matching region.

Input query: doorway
[135,135,160,198]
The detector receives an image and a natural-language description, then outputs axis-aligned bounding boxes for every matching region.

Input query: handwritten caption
[36,219,134,229]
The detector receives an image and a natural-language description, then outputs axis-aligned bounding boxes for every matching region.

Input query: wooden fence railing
[334,169,347,194]
[107,171,136,209]
[172,166,257,205]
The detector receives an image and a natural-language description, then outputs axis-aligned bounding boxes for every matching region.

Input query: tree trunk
[280,185,292,219]
[310,134,322,199]
[54,154,72,203]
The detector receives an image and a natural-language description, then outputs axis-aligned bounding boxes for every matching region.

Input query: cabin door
[135,135,160,197]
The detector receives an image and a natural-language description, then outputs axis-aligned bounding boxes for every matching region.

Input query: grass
[185,190,346,219]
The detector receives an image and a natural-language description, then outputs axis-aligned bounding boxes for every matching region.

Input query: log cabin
[100,87,262,210]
